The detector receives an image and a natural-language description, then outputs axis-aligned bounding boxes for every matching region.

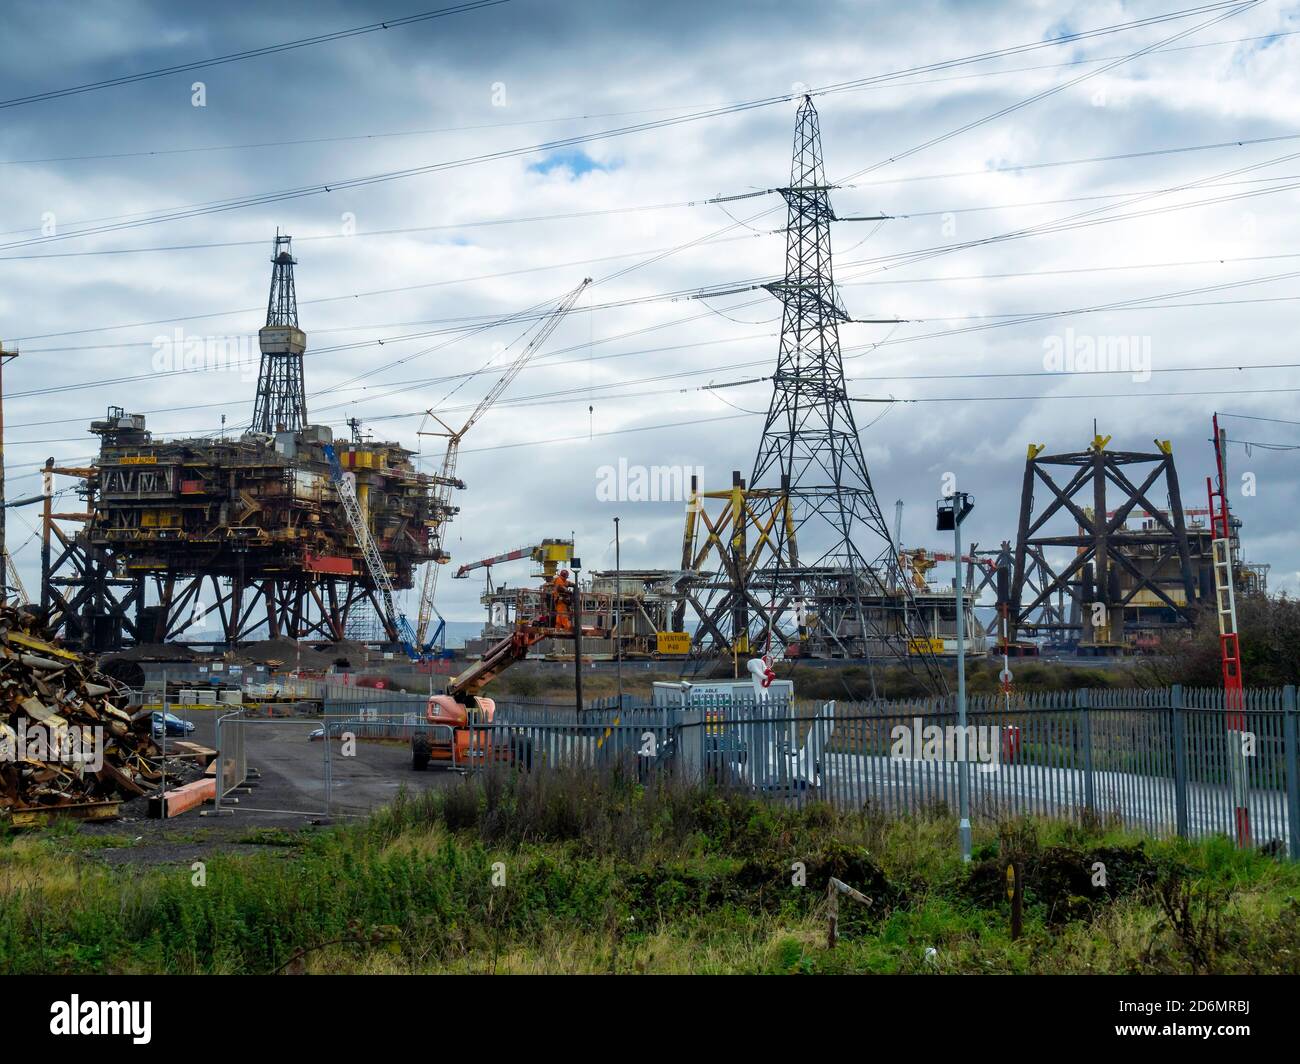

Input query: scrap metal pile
[0,605,160,819]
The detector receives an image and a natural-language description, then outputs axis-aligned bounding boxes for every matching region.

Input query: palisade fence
[219,686,1300,858]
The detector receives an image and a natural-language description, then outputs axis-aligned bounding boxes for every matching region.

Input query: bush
[1140,593,1300,688]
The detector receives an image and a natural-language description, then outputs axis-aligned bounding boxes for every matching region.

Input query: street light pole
[938,491,974,863]
[954,500,970,864]
[571,551,583,715]
[614,516,623,712]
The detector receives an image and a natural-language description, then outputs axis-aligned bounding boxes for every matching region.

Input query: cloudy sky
[0,0,1297,630]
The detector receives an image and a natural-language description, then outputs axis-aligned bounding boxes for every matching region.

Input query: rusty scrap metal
[0,603,159,819]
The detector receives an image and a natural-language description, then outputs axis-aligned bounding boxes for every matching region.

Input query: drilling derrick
[251,234,308,435]
[688,96,943,689]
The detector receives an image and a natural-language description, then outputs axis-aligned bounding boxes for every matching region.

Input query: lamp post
[937,491,974,862]
[614,517,623,712]
[571,551,583,715]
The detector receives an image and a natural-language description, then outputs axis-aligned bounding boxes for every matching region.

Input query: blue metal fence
[306,685,1300,857]
[482,686,1299,857]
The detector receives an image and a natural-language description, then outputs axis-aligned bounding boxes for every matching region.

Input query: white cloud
[2,0,1298,624]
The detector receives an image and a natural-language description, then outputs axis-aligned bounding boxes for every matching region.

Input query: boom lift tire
[412,730,432,772]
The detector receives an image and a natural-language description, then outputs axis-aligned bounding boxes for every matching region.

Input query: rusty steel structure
[1008,435,1200,651]
[41,411,449,650]
[39,241,452,651]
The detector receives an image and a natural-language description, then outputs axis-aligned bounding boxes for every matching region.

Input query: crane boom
[415,277,591,644]
[3,548,29,604]
[416,443,462,649]
[460,278,591,437]
[456,543,536,579]
[454,538,573,580]
[323,443,421,658]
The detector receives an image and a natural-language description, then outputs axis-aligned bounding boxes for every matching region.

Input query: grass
[0,768,1296,974]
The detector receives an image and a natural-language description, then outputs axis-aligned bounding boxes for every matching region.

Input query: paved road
[187,710,458,824]
[813,749,1293,846]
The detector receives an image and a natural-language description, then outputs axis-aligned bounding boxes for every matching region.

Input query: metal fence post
[212,710,222,815]
[1283,685,1300,862]
[1079,688,1095,814]
[678,707,703,785]
[324,719,332,823]
[1171,684,1189,839]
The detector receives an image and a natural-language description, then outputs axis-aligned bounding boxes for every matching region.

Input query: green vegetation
[1138,592,1300,688]
[1,770,1296,974]
[483,657,1131,703]
[431,592,1300,703]
[774,659,1128,700]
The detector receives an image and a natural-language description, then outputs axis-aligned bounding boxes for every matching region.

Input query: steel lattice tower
[742,96,942,684]
[251,233,309,434]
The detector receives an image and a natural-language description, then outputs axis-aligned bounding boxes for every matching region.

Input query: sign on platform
[656,631,691,655]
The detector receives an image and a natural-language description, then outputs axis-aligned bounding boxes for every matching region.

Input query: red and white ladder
[1207,414,1250,846]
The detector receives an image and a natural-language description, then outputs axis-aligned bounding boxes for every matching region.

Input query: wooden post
[826,877,872,949]
[1006,860,1023,940]
[827,881,838,949]
[40,458,53,614]
[0,344,16,604]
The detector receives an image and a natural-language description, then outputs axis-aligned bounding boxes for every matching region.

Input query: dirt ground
[77,708,459,867]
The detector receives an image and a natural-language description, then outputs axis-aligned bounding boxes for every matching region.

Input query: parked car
[151,712,196,739]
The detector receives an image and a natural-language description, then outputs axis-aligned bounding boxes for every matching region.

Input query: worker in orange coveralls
[551,569,573,631]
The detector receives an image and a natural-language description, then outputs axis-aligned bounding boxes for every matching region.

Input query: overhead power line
[834,150,1300,284]
[13,343,1300,439]
[837,0,1262,182]
[6,129,1298,260]
[12,159,1298,349]
[1222,436,1300,451]
[0,1,514,110]
[842,251,1300,289]
[26,376,1300,451]
[851,387,1300,404]
[0,198,762,259]
[8,212,1298,406]
[842,132,1300,190]
[1218,412,1300,428]
[0,2,1252,251]
[4,18,1282,167]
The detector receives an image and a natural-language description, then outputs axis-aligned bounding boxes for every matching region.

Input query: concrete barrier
[148,778,216,818]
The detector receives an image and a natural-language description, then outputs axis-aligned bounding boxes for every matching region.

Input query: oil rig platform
[39,236,454,651]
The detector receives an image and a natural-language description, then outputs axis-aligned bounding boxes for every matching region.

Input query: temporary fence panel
[215,710,247,801]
